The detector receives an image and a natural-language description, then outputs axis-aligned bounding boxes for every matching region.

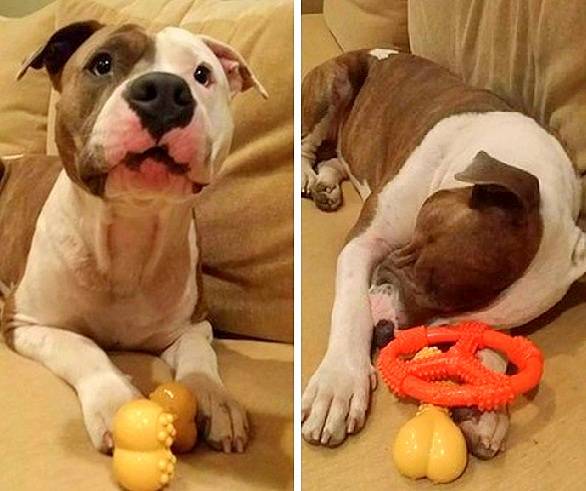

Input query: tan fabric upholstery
[0,4,56,155]
[0,338,293,490]
[302,7,586,489]
[409,0,586,213]
[323,0,409,53]
[8,0,294,342]
[302,13,341,77]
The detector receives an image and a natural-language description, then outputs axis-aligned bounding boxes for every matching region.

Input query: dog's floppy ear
[17,20,104,90]
[199,35,268,99]
[455,151,540,211]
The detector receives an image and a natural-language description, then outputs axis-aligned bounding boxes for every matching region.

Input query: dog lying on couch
[301,49,586,457]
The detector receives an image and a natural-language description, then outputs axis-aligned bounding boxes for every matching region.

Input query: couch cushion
[323,0,409,53]
[301,13,342,77]
[0,4,56,155]
[302,184,586,489]
[25,0,293,342]
[0,338,293,490]
[409,0,586,213]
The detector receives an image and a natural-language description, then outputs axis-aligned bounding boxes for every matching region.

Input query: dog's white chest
[82,279,196,348]
[13,173,199,350]
[17,240,198,350]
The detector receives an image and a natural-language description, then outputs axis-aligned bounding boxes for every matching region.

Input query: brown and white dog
[301,50,586,457]
[0,21,267,453]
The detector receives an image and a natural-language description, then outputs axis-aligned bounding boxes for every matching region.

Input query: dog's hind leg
[301,51,373,205]
[311,158,348,212]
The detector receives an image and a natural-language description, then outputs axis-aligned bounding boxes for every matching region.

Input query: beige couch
[302,1,586,489]
[0,1,293,490]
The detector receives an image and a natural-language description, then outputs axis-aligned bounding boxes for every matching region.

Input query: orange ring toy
[377,321,544,411]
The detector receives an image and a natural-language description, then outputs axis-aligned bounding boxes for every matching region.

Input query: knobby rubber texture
[377,321,544,410]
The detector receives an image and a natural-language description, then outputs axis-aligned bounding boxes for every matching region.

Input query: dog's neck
[61,173,195,297]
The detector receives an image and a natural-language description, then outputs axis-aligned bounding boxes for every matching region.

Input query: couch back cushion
[323,0,409,52]
[0,4,56,155]
[3,0,293,342]
[409,0,586,212]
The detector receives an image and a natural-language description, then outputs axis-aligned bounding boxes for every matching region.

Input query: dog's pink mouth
[105,145,205,198]
[125,145,189,175]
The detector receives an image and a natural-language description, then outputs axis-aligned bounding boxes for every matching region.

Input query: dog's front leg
[302,229,390,446]
[161,321,248,453]
[12,326,141,453]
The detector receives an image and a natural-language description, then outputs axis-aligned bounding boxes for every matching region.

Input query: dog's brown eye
[193,65,211,86]
[88,53,113,76]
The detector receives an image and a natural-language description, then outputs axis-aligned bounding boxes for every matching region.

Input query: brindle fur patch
[190,215,208,324]
[0,155,62,288]
[56,24,154,195]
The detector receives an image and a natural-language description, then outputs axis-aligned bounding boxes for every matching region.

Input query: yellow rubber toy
[392,347,467,484]
[112,399,177,491]
[150,382,198,453]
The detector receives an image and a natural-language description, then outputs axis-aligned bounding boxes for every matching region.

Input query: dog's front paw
[182,374,249,453]
[77,373,142,453]
[452,407,510,459]
[302,359,376,447]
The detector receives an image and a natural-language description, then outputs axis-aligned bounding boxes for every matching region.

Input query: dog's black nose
[125,72,195,140]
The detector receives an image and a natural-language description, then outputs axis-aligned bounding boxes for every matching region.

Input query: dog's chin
[102,148,206,204]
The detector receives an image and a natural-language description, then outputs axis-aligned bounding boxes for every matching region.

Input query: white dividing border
[293,0,301,490]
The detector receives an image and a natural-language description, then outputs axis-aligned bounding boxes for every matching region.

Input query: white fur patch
[369,48,399,60]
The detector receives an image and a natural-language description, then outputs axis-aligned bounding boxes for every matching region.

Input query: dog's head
[383,151,543,327]
[19,21,267,204]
